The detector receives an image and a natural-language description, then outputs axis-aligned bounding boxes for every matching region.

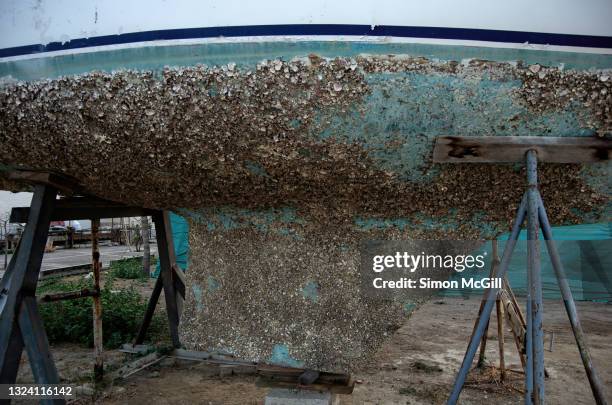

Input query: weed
[37,276,166,348]
[109,256,157,280]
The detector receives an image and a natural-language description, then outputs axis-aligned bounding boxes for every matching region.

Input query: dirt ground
[16,293,612,404]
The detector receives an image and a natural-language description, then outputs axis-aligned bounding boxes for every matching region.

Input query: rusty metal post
[91,218,103,381]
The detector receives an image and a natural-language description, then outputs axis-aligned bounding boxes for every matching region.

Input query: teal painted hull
[1,41,610,372]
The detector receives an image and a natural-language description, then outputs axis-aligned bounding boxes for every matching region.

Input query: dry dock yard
[10,283,612,404]
[1,1,612,404]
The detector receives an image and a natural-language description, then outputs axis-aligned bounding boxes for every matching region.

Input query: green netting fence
[444,222,611,302]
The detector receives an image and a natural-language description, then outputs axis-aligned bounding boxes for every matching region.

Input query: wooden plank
[133,275,163,345]
[10,204,157,223]
[496,299,506,381]
[7,170,81,194]
[0,185,56,370]
[153,212,181,348]
[0,320,24,384]
[433,136,611,163]
[172,348,251,364]
[18,297,63,392]
[257,366,351,385]
[169,349,353,393]
[256,365,354,394]
[37,288,99,303]
[499,288,527,371]
[173,264,186,299]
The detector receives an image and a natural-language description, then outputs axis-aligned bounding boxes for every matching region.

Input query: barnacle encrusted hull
[1,45,611,372]
[181,221,471,372]
[1,57,610,225]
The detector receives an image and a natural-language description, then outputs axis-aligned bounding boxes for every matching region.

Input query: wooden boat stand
[0,171,183,404]
[434,136,610,405]
[467,240,525,377]
[0,170,353,404]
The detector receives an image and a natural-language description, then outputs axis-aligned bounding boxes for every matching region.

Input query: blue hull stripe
[2,24,611,58]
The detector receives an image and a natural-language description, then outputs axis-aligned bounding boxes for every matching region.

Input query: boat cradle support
[0,171,184,405]
[436,136,610,405]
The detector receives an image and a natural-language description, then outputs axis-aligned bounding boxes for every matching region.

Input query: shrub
[109,256,156,280]
[37,277,167,348]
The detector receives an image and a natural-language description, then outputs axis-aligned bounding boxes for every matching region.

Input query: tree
[141,216,150,277]
[0,211,8,270]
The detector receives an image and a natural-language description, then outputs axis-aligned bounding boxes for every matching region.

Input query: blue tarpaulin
[153,212,189,277]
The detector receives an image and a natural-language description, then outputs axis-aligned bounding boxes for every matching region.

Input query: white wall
[1,0,611,49]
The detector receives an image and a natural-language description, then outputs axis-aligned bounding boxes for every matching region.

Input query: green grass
[37,276,167,348]
[108,256,157,280]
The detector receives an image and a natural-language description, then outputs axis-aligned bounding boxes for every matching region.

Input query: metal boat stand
[0,171,184,405]
[433,136,610,405]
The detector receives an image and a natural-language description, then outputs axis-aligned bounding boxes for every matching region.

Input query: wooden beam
[0,186,56,368]
[0,185,66,403]
[173,264,185,299]
[433,136,611,163]
[7,171,81,194]
[256,365,354,394]
[153,212,181,348]
[10,197,157,223]
[18,296,62,387]
[37,288,99,303]
[0,320,23,384]
[133,276,163,345]
[132,265,183,346]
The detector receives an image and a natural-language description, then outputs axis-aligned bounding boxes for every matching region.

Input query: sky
[0,190,32,220]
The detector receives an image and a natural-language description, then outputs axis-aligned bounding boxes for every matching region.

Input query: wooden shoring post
[152,211,181,347]
[499,288,527,371]
[492,240,506,381]
[0,185,63,404]
[133,264,185,345]
[133,275,163,345]
[477,321,490,368]
[496,289,506,380]
[476,239,500,369]
[447,194,528,404]
[91,218,103,381]
[38,288,99,303]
